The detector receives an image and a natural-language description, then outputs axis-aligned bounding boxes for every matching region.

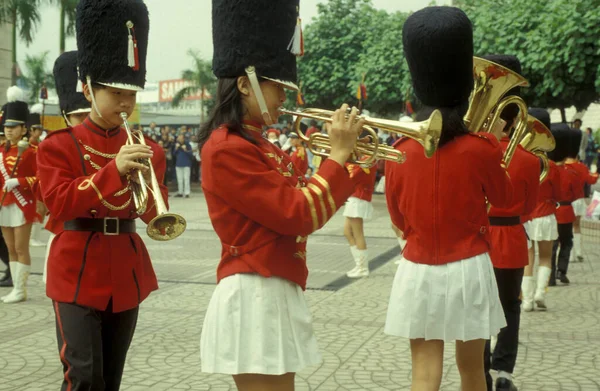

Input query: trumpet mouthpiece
[120,112,128,120]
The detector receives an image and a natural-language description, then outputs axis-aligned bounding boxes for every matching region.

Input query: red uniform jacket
[201,122,356,290]
[555,164,584,224]
[289,145,309,176]
[346,161,377,202]
[567,160,598,200]
[489,141,540,269]
[529,160,561,220]
[37,117,168,313]
[385,133,513,265]
[0,144,38,223]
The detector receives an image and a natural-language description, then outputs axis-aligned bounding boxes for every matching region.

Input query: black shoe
[496,377,518,391]
[175,194,183,198]
[185,195,190,198]
[548,278,557,287]
[557,271,570,284]
[0,272,13,287]
[577,256,584,262]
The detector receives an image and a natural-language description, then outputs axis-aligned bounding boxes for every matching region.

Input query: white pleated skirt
[528,214,559,241]
[385,253,506,342]
[42,233,56,284]
[343,196,374,220]
[523,222,532,249]
[0,204,25,227]
[200,274,322,375]
[572,198,587,216]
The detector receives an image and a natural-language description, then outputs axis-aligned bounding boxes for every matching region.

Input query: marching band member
[200,1,364,389]
[36,1,167,388]
[549,124,583,286]
[384,7,513,391]
[344,160,377,278]
[566,140,598,263]
[521,108,561,311]
[481,55,540,391]
[288,132,309,176]
[40,50,92,284]
[26,104,46,247]
[0,86,37,304]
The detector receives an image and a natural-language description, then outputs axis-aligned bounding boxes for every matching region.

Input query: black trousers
[53,300,139,391]
[0,229,9,268]
[484,267,524,390]
[551,222,573,278]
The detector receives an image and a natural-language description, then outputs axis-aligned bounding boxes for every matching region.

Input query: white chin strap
[86,76,103,119]
[245,66,273,126]
[62,111,73,127]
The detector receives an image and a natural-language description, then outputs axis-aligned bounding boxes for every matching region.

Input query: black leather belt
[64,217,136,235]
[489,216,520,226]
[559,201,572,206]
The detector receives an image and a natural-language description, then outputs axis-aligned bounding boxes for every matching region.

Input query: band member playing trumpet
[480,55,540,391]
[384,8,513,391]
[0,86,37,304]
[36,1,167,389]
[200,1,365,390]
[522,108,562,311]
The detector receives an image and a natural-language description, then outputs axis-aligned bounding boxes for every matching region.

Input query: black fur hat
[27,105,42,129]
[212,0,300,89]
[54,51,91,116]
[481,55,523,123]
[567,126,582,159]
[4,86,29,127]
[403,6,473,108]
[528,107,551,130]
[76,0,149,91]
[548,123,571,162]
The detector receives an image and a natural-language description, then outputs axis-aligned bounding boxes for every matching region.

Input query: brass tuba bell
[520,115,556,183]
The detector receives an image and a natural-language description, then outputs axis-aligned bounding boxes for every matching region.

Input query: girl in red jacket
[200,2,363,390]
[384,8,513,391]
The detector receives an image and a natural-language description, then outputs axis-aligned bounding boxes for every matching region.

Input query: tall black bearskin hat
[3,86,29,128]
[212,0,300,90]
[528,107,551,130]
[481,54,523,123]
[27,104,43,128]
[54,51,91,116]
[76,0,149,91]
[548,123,571,162]
[567,126,582,159]
[403,6,473,109]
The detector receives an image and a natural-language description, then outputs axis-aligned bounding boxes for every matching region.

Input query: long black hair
[197,78,256,150]
[415,102,470,148]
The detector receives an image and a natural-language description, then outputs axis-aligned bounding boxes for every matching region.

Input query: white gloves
[3,178,19,191]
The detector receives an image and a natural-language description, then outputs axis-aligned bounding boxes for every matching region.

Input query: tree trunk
[11,8,17,85]
[59,2,66,53]
[560,107,567,123]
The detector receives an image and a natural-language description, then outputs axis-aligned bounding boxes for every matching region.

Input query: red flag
[40,85,48,100]
[356,73,367,101]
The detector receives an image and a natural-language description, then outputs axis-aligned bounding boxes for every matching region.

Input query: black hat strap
[245,66,273,126]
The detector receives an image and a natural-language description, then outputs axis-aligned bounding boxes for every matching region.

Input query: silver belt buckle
[103,217,120,235]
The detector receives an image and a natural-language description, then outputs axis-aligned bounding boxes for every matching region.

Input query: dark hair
[415,102,470,147]
[198,78,254,150]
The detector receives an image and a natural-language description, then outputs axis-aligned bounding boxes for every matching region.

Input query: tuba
[120,113,187,241]
[520,115,556,183]
[464,57,530,168]
[279,108,443,166]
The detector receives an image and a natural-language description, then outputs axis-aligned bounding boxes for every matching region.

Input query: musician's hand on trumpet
[326,104,365,167]
[115,144,154,176]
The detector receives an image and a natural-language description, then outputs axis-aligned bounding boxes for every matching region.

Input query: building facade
[0,23,12,105]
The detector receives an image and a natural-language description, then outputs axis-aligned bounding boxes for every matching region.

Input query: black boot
[496,377,518,391]
[557,271,570,284]
[0,269,12,287]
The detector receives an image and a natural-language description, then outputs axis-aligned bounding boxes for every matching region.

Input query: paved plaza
[1,189,599,390]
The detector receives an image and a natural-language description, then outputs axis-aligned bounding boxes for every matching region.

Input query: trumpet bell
[147,213,187,241]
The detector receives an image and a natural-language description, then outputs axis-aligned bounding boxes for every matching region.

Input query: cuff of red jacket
[311,159,354,214]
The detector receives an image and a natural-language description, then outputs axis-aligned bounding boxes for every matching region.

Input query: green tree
[457,0,600,121]
[0,0,42,84]
[19,51,54,104]
[298,0,391,112]
[172,50,216,122]
[49,0,78,53]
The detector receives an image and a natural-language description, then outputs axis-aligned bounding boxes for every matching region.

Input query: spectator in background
[147,121,160,140]
[161,133,175,185]
[266,128,282,148]
[305,120,319,138]
[190,135,201,183]
[279,126,289,149]
[584,127,597,169]
[172,133,194,198]
[573,119,587,161]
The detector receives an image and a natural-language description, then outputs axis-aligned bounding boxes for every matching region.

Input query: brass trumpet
[520,115,556,183]
[465,57,530,168]
[279,108,442,165]
[120,113,187,241]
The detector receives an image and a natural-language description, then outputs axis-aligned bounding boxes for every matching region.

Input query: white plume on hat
[6,86,25,103]
[30,103,44,114]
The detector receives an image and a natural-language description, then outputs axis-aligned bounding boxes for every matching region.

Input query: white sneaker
[347,267,369,278]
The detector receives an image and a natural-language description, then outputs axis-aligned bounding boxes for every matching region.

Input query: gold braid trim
[77,174,133,211]
[80,141,118,159]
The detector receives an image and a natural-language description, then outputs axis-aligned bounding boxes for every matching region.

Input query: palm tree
[172,50,216,122]
[19,51,54,104]
[49,0,78,53]
[0,0,42,84]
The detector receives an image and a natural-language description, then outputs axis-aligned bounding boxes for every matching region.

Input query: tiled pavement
[0,192,599,390]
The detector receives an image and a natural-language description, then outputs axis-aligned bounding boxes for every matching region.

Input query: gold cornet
[520,115,556,183]
[120,113,187,241]
[279,108,442,165]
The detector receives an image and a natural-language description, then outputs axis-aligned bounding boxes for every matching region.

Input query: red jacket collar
[82,117,121,138]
